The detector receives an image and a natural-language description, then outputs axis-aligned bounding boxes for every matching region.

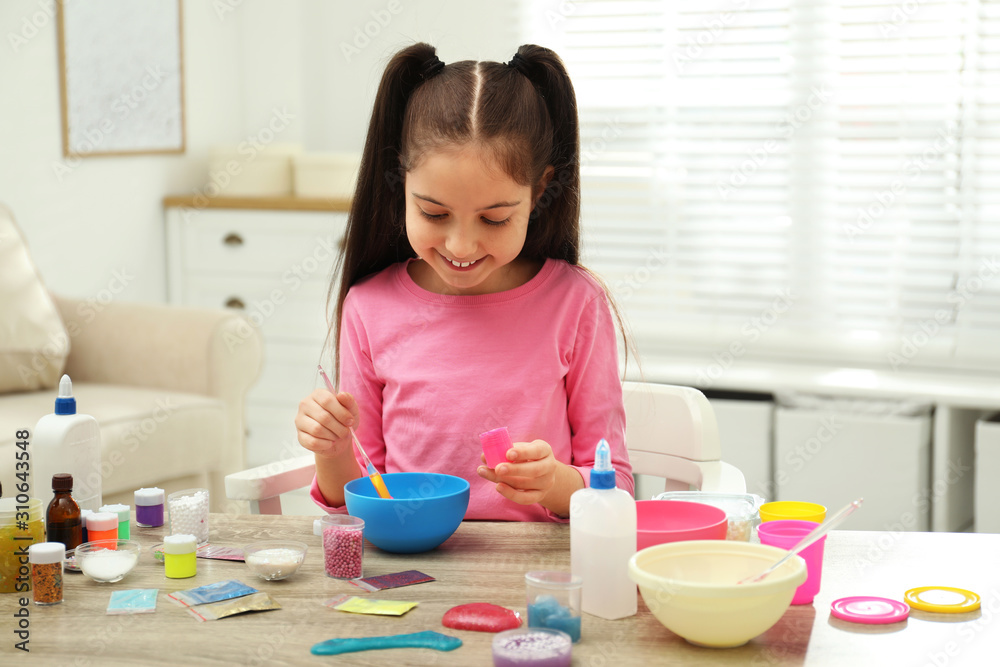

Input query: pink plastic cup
[757,519,826,605]
[480,427,513,469]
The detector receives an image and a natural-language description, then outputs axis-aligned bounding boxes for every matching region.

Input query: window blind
[524,0,1000,373]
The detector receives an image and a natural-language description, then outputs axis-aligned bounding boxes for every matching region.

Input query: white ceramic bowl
[628,540,807,648]
[243,540,308,581]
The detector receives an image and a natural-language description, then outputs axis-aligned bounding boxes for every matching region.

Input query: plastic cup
[321,515,364,579]
[525,571,583,643]
[167,488,210,545]
[758,501,826,523]
[757,519,826,605]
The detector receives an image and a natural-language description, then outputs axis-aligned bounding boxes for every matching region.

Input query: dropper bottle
[46,473,83,552]
[569,438,637,619]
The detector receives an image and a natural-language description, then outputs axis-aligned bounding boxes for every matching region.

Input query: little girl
[295,42,632,521]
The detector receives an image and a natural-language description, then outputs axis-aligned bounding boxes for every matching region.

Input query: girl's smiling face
[405,145,541,295]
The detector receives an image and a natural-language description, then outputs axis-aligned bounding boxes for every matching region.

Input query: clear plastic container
[653,491,764,542]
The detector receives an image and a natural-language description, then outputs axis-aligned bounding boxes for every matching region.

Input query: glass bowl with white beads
[242,540,308,581]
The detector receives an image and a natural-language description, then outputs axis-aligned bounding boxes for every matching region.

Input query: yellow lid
[904,586,980,613]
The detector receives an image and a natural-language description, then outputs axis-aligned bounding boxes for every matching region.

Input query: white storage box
[975,413,1000,533]
[773,394,932,531]
[293,152,359,199]
[207,143,301,197]
[709,397,773,500]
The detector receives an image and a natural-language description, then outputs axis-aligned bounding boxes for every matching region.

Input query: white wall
[0,0,520,304]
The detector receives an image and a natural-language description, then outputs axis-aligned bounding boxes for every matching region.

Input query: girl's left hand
[477,439,557,505]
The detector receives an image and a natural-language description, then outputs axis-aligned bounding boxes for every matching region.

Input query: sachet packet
[324,593,418,616]
[168,579,258,607]
[187,591,281,621]
[107,589,158,615]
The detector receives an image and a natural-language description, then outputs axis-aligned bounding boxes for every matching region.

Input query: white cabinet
[975,414,1000,532]
[164,199,349,467]
[773,403,933,531]
[709,397,773,499]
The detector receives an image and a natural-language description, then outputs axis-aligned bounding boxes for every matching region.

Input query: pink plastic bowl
[637,500,728,550]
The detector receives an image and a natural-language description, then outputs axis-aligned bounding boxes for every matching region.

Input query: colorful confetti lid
[904,586,981,613]
[831,596,910,624]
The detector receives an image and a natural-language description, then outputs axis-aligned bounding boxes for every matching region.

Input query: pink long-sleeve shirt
[310,258,632,521]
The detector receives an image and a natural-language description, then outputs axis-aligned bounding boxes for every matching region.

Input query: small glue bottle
[570,438,637,620]
[164,534,197,579]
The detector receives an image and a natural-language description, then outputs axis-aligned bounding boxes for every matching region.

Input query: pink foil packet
[348,570,435,593]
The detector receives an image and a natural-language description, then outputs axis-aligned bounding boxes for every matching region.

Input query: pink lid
[480,427,512,450]
[831,596,909,624]
[480,427,513,468]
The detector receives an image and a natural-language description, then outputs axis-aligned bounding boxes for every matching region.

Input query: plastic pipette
[317,365,393,499]
[739,497,863,584]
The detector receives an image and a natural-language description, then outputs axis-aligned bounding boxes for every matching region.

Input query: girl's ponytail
[330,43,442,375]
[508,45,581,264]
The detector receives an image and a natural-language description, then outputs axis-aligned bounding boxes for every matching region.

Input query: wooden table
[2,515,998,665]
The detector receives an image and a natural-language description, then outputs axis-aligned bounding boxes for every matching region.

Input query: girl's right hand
[295,389,359,459]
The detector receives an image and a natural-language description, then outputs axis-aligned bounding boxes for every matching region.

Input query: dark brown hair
[328,43,628,375]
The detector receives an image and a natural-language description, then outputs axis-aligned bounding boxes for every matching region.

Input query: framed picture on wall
[56,0,185,157]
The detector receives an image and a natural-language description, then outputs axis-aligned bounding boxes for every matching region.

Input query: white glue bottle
[31,375,102,512]
[570,438,637,619]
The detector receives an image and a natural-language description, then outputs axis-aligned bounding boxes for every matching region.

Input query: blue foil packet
[167,579,258,608]
[107,589,158,615]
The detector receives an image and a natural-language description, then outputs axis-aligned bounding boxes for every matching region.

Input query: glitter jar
[99,503,131,540]
[163,534,197,579]
[492,628,572,667]
[28,542,64,605]
[134,488,165,527]
[168,488,210,545]
[0,498,46,594]
[321,515,364,579]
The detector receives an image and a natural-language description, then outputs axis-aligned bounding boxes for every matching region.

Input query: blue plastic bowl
[344,472,471,553]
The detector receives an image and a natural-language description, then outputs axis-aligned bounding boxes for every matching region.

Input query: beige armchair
[0,203,262,510]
